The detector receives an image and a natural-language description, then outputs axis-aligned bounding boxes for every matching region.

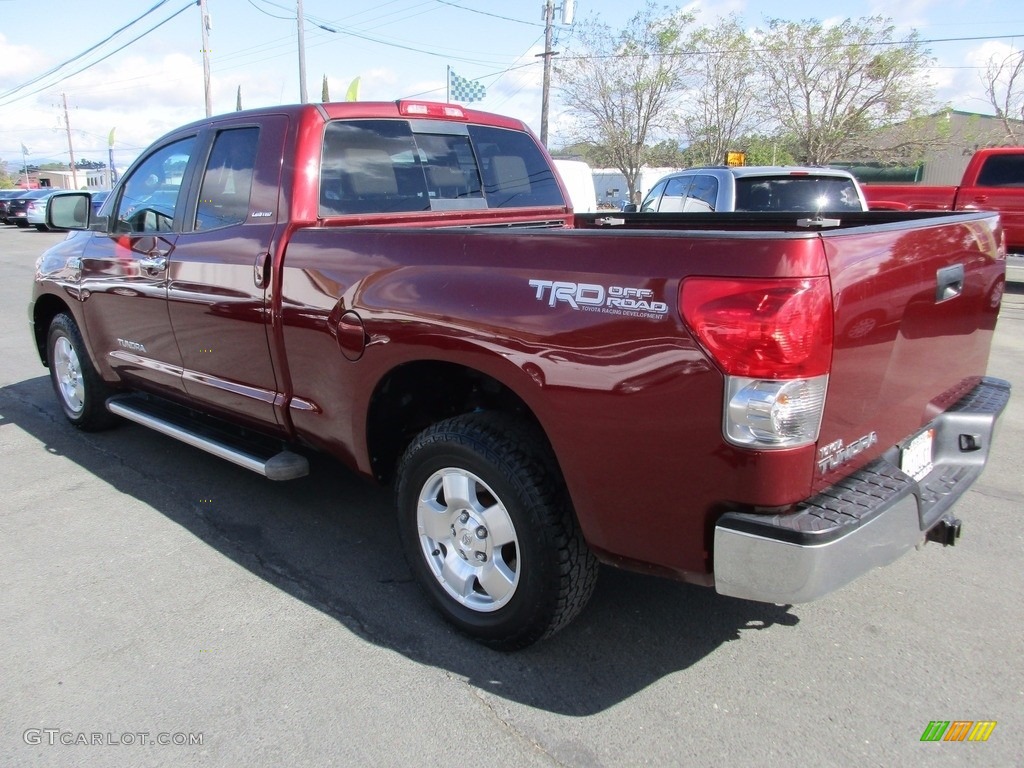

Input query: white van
[552,159,598,213]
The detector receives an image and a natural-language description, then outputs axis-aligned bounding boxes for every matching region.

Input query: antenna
[561,0,574,25]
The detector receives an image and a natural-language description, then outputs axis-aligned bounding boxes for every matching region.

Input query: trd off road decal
[528,279,669,319]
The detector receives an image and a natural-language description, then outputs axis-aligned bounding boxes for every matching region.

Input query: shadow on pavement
[2,375,799,716]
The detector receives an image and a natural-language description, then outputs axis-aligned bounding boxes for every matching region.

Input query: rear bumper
[713,376,1011,604]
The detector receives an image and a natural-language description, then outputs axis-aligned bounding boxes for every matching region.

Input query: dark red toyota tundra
[31,100,1010,648]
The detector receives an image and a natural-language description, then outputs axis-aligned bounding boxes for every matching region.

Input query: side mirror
[47,192,91,230]
[622,203,638,213]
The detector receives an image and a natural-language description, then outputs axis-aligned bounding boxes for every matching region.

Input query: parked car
[628,166,868,213]
[0,189,30,224]
[6,189,55,227]
[26,190,61,231]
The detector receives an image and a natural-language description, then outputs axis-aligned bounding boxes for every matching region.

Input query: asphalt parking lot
[2,225,1022,767]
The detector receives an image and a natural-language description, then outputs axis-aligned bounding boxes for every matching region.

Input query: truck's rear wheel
[47,313,117,431]
[396,413,597,650]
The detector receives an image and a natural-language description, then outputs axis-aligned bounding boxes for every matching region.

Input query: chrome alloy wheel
[416,468,520,612]
[53,336,85,415]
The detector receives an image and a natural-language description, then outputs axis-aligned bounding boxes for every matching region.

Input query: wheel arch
[365,359,554,486]
[31,293,73,366]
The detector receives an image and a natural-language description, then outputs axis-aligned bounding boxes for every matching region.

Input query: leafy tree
[681,16,761,166]
[557,2,697,203]
[0,160,15,188]
[983,48,1024,141]
[752,17,936,164]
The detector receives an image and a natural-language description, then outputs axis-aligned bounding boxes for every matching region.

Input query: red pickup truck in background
[31,101,1010,649]
[862,147,1024,254]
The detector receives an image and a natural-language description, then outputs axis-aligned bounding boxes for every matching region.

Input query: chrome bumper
[714,377,1011,604]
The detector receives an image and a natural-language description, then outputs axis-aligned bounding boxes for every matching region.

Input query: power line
[0,0,195,107]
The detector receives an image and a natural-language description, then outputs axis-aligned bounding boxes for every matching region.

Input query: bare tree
[681,16,760,166]
[983,49,1024,141]
[753,17,936,165]
[557,2,696,203]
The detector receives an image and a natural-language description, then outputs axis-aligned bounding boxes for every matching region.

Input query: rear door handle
[936,263,964,302]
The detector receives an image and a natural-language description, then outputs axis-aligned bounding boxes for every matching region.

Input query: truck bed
[280,209,1005,578]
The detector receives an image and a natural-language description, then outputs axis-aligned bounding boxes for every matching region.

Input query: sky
[0,0,1021,177]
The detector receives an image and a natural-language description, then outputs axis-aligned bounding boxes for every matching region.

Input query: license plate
[901,428,935,481]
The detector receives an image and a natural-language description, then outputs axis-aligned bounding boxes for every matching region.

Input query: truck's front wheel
[396,413,597,650]
[47,313,117,431]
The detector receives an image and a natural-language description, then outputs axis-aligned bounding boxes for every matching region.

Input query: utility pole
[61,93,79,189]
[537,1,573,148]
[297,0,308,103]
[539,0,555,149]
[199,0,212,117]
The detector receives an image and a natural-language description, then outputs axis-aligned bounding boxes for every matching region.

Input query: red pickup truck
[32,101,1010,649]
[863,147,1024,254]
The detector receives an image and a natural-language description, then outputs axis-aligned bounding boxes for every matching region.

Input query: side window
[640,180,667,212]
[116,137,195,233]
[684,175,718,212]
[976,155,1024,187]
[657,176,692,212]
[196,127,259,230]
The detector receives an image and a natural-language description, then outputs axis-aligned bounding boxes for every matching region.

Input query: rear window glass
[734,177,862,211]
[320,119,563,216]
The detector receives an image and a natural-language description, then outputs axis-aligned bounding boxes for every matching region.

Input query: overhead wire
[0,0,187,102]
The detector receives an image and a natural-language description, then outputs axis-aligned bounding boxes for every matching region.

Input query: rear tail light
[681,276,833,449]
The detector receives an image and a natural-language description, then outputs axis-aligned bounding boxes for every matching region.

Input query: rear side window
[320,119,563,216]
[196,127,259,230]
[734,176,862,211]
[685,175,718,212]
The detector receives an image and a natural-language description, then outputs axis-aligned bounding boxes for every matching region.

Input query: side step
[106,394,309,481]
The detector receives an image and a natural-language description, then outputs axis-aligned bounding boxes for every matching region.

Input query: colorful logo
[920,721,997,742]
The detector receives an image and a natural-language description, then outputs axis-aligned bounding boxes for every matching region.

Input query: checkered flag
[449,69,486,103]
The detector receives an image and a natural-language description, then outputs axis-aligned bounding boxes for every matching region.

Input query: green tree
[752,17,936,164]
[557,2,697,203]
[681,16,761,166]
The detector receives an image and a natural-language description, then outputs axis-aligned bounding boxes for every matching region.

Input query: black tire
[47,313,117,431]
[396,413,598,650]
[34,223,49,232]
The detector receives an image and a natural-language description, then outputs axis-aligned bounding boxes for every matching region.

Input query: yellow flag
[345,77,360,102]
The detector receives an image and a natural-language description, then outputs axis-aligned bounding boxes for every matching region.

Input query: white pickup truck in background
[628,166,868,213]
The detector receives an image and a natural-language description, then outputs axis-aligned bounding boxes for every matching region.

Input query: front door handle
[139,256,167,274]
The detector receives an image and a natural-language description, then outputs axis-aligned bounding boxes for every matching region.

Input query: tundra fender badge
[116,338,147,353]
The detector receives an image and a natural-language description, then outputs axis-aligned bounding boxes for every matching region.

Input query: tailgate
[815,211,1005,491]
